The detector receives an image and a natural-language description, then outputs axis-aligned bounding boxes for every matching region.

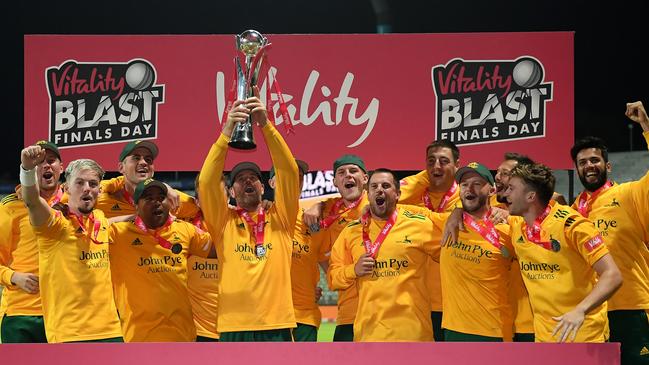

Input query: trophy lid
[237,30,267,55]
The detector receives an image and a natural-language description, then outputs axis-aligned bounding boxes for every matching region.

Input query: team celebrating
[1,92,648,362]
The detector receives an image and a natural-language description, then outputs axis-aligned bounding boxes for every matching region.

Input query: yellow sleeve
[100,176,125,194]
[398,170,429,205]
[263,123,299,232]
[174,190,200,220]
[198,133,230,243]
[33,209,66,250]
[628,131,649,241]
[0,203,17,287]
[327,225,358,290]
[188,223,213,258]
[565,213,609,266]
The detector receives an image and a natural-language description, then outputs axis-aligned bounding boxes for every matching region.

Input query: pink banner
[1,342,619,365]
[24,33,574,171]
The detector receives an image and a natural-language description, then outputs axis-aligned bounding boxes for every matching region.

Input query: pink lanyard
[463,211,509,258]
[320,195,363,230]
[134,215,181,254]
[236,207,267,257]
[577,181,613,217]
[70,211,103,245]
[423,181,457,212]
[361,209,398,259]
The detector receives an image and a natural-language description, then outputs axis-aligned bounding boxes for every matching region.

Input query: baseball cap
[119,140,159,162]
[455,162,495,185]
[333,154,366,174]
[133,178,168,202]
[228,161,262,187]
[269,159,309,179]
[35,140,61,160]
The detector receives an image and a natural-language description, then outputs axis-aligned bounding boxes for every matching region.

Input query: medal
[308,223,321,233]
[500,246,510,259]
[171,243,183,254]
[255,245,266,258]
[550,239,561,252]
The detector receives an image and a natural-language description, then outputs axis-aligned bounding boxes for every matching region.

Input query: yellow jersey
[509,202,610,342]
[198,123,300,332]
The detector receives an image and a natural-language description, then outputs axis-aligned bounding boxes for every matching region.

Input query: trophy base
[228,140,257,150]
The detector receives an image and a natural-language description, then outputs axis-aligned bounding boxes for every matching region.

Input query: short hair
[510,163,555,206]
[369,168,400,192]
[504,152,535,166]
[570,136,609,163]
[64,159,105,182]
[426,140,460,162]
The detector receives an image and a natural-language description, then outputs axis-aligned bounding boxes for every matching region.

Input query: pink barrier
[0,342,619,365]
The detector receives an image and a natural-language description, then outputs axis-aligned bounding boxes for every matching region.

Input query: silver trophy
[229,30,269,150]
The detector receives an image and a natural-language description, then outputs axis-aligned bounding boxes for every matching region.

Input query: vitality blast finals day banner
[24,32,574,171]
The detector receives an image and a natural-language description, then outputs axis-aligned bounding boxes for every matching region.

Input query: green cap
[35,140,61,160]
[333,154,366,174]
[133,178,168,202]
[455,162,495,185]
[269,159,309,179]
[119,140,159,162]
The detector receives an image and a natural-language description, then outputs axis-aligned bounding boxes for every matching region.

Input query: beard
[496,193,509,204]
[78,204,94,214]
[462,194,488,214]
[579,169,608,192]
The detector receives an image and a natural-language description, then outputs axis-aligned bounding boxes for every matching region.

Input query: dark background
[7,0,648,182]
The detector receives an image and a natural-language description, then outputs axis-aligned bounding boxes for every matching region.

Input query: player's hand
[261,199,274,211]
[247,86,268,127]
[626,101,649,131]
[303,203,323,232]
[21,146,46,171]
[11,272,40,294]
[315,286,323,302]
[224,100,249,137]
[551,308,585,342]
[488,207,509,224]
[164,184,180,213]
[441,208,464,246]
[354,253,375,277]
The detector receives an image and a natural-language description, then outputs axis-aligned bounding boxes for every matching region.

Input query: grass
[317,322,336,342]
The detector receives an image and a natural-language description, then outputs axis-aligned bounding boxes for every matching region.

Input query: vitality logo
[46,59,165,148]
[432,56,552,146]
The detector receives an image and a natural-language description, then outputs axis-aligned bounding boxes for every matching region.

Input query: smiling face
[494,159,517,203]
[136,186,170,229]
[459,171,493,216]
[426,147,458,192]
[36,150,63,193]
[575,148,611,192]
[229,170,264,211]
[503,176,534,216]
[66,168,101,215]
[118,147,155,186]
[368,172,400,220]
[333,164,368,203]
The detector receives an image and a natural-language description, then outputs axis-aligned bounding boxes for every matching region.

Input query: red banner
[24,33,574,171]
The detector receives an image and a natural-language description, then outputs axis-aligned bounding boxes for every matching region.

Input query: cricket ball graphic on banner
[45,59,165,148]
[432,56,553,146]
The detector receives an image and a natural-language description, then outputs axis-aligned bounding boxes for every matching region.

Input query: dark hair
[504,152,535,166]
[426,140,460,162]
[511,163,555,206]
[369,168,400,192]
[570,136,609,163]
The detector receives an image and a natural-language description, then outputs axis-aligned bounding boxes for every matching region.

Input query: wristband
[20,166,37,187]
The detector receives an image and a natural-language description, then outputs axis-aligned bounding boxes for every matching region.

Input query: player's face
[426,147,457,191]
[495,159,517,203]
[119,147,155,186]
[36,150,63,192]
[503,176,532,216]
[230,170,263,209]
[368,172,400,219]
[136,187,170,229]
[66,169,101,214]
[575,148,610,192]
[459,172,493,215]
[333,164,368,203]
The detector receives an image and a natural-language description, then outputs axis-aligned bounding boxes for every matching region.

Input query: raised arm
[20,146,52,227]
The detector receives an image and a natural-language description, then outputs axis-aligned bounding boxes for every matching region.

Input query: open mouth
[495,183,504,192]
[81,195,93,203]
[344,181,356,189]
[464,193,476,201]
[244,186,255,193]
[375,196,386,207]
[42,171,54,180]
[153,207,165,216]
